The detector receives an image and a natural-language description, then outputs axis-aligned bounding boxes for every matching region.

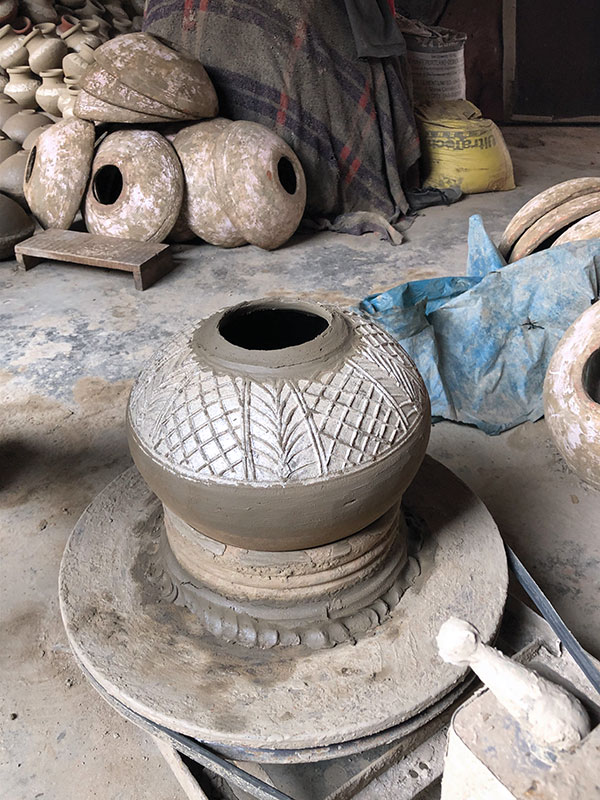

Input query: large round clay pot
[0,24,28,68]
[172,119,246,247]
[0,0,17,26]
[35,68,64,114]
[127,298,431,550]
[0,96,17,126]
[0,132,19,161]
[24,23,67,73]
[84,129,183,242]
[4,65,40,108]
[0,191,34,256]
[0,149,29,206]
[24,117,94,228]
[93,33,218,118]
[213,120,307,250]
[2,108,51,143]
[21,121,50,149]
[544,302,600,489]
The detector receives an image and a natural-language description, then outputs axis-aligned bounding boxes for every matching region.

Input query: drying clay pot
[0,191,33,256]
[0,0,17,26]
[84,129,183,242]
[75,0,104,18]
[172,118,246,247]
[62,41,94,80]
[0,24,28,68]
[0,132,19,161]
[57,12,77,33]
[24,23,67,73]
[127,299,431,550]
[11,16,32,35]
[60,20,100,52]
[0,65,7,90]
[21,121,51,149]
[0,96,18,126]
[20,0,57,25]
[94,33,218,118]
[213,121,307,250]
[24,117,94,228]
[80,63,189,120]
[2,108,51,143]
[57,84,77,117]
[4,65,40,108]
[74,88,167,122]
[35,68,65,114]
[544,302,600,489]
[0,149,29,206]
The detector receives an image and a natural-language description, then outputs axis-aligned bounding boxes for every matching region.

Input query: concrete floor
[1,125,599,800]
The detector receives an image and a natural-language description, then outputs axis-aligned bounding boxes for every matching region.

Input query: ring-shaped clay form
[93,33,218,118]
[508,192,600,263]
[84,129,183,242]
[24,117,95,229]
[127,298,431,550]
[543,302,600,489]
[552,210,600,247]
[213,121,306,250]
[172,118,246,248]
[0,192,33,257]
[80,63,189,121]
[74,88,167,123]
[498,177,600,258]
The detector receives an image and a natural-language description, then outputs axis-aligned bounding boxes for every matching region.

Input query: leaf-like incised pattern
[129,315,428,483]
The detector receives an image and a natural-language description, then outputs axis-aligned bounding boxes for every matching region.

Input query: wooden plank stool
[15,229,176,290]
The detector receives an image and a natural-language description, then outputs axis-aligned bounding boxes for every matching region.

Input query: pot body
[0,24,27,68]
[0,0,17,26]
[543,302,600,489]
[24,24,67,73]
[20,0,57,25]
[57,83,77,116]
[4,65,40,107]
[127,299,431,550]
[62,42,93,80]
[84,128,183,241]
[0,149,28,206]
[0,132,19,161]
[2,108,51,143]
[35,68,64,114]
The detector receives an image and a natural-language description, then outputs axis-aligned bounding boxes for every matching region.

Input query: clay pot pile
[499,177,600,262]
[23,32,306,250]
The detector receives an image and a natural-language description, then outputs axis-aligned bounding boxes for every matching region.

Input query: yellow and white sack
[416,100,515,194]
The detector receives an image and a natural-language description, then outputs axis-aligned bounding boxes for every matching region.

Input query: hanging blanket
[143,0,420,242]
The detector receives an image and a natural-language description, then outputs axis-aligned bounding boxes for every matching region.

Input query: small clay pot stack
[24,32,307,250]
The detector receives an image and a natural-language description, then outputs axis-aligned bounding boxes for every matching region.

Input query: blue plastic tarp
[360,215,600,434]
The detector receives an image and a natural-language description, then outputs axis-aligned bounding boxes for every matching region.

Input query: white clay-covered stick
[437,617,591,749]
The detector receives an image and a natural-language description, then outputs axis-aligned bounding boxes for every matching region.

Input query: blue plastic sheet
[360,215,600,434]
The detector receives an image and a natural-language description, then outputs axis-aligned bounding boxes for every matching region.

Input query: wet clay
[127,298,431,550]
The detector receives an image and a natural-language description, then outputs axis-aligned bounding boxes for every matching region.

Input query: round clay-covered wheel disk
[84,129,183,242]
[59,457,508,758]
[213,120,307,250]
[24,118,95,229]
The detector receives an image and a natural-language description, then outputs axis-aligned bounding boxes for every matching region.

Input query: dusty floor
[1,126,599,800]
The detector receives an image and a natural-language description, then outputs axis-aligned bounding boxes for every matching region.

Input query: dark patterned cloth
[143,0,420,241]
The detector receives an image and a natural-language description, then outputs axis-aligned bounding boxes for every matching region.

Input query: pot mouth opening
[277,156,297,195]
[24,145,35,183]
[583,347,600,404]
[93,163,123,206]
[218,305,329,350]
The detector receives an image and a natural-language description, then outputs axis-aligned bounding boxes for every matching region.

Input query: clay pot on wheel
[0,24,28,68]
[4,65,41,108]
[2,108,52,144]
[544,302,600,489]
[35,68,65,114]
[24,23,67,74]
[84,129,183,242]
[0,191,34,256]
[127,298,431,550]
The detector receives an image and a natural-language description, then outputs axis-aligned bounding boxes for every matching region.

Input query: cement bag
[416,100,515,194]
[397,16,467,104]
